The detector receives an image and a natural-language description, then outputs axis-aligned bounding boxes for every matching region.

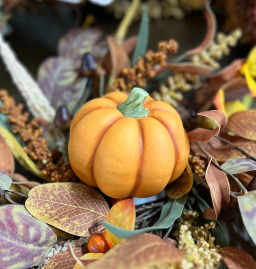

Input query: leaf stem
[115,0,141,44]
[215,136,256,162]
[195,142,248,194]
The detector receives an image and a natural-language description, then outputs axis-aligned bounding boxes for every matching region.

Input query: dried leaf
[105,198,135,246]
[0,135,14,175]
[73,253,103,269]
[86,233,184,269]
[203,158,230,220]
[42,248,88,269]
[237,190,256,245]
[165,164,193,199]
[0,125,48,180]
[226,111,256,141]
[219,247,256,269]
[0,171,12,195]
[102,36,130,78]
[121,36,138,55]
[188,110,226,142]
[0,205,57,269]
[207,59,246,90]
[221,159,256,175]
[58,28,102,66]
[0,35,55,122]
[155,62,213,76]
[25,183,110,236]
[186,1,216,56]
[131,8,148,66]
[191,137,256,162]
[102,195,187,239]
[37,57,87,112]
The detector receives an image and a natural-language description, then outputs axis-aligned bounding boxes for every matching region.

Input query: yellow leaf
[213,89,226,114]
[0,126,49,181]
[105,198,135,246]
[165,164,193,199]
[73,253,104,269]
[224,100,246,118]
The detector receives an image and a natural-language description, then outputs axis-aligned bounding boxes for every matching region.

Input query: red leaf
[203,157,230,220]
[226,111,256,141]
[102,36,130,78]
[155,62,213,76]
[0,205,57,269]
[219,247,256,269]
[186,1,216,56]
[42,248,88,269]
[188,110,226,142]
[0,135,14,175]
[207,59,246,90]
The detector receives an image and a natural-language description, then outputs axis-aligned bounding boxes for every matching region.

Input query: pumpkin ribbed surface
[69,91,189,198]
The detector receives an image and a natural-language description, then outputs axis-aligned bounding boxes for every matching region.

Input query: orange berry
[88,232,113,253]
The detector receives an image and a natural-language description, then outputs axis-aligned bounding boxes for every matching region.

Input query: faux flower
[241,46,256,97]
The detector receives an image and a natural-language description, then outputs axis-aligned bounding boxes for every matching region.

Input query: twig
[6,190,28,198]
[215,136,256,162]
[195,142,248,194]
[68,243,86,269]
[135,208,161,224]
[136,202,164,213]
[88,222,103,235]
[162,224,174,240]
[115,0,140,43]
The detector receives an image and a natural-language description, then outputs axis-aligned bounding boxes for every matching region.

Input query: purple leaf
[221,158,256,174]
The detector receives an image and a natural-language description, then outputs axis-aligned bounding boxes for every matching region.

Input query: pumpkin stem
[117,87,150,118]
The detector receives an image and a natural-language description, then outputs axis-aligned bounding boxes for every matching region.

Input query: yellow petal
[224,100,246,118]
[246,46,256,76]
[243,65,256,97]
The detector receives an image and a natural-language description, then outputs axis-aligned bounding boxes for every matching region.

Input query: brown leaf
[42,248,88,269]
[86,233,184,269]
[73,253,103,269]
[191,137,256,162]
[186,1,216,56]
[165,164,193,199]
[188,110,226,142]
[121,36,138,55]
[0,135,14,175]
[155,63,213,76]
[203,158,230,220]
[102,36,130,78]
[25,183,110,236]
[207,59,245,90]
[226,111,256,141]
[219,247,256,269]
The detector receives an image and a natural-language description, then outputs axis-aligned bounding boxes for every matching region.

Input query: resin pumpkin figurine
[69,87,189,198]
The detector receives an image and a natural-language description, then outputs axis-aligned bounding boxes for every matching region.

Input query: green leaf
[197,195,228,248]
[0,171,12,195]
[101,194,187,239]
[242,93,253,110]
[131,8,149,66]
[238,190,256,246]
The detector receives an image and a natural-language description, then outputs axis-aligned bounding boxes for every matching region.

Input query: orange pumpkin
[69,88,189,198]
[88,232,113,253]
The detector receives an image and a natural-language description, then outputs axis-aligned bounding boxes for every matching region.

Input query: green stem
[115,0,141,44]
[195,142,248,194]
[117,87,150,118]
